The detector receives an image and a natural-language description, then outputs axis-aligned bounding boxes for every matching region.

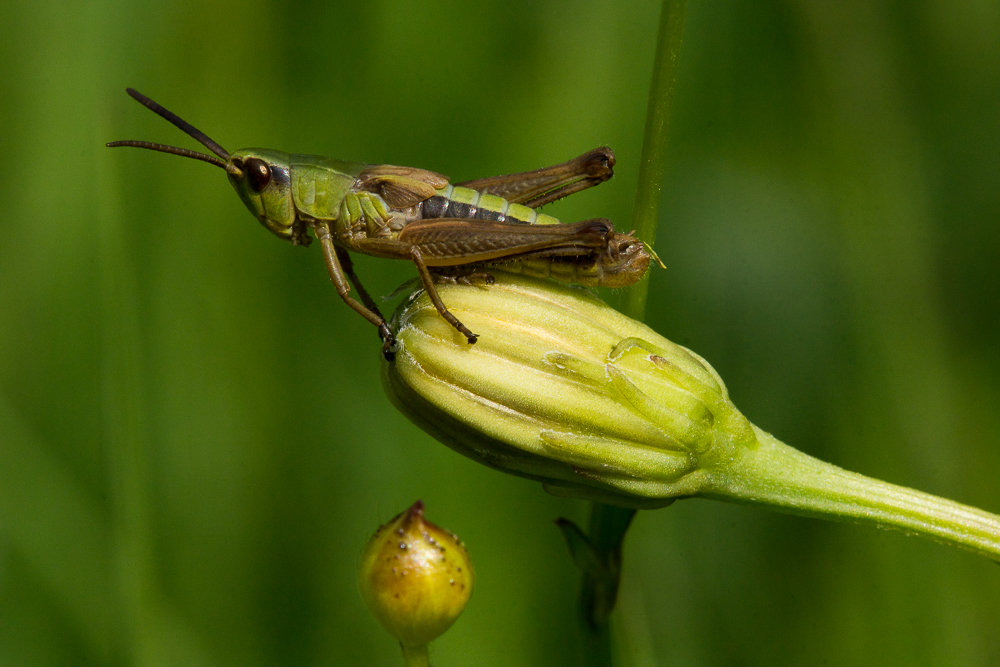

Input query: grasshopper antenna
[107,88,242,176]
[121,88,229,159]
[644,241,667,269]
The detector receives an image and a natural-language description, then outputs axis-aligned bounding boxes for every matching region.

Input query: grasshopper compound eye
[244,158,272,192]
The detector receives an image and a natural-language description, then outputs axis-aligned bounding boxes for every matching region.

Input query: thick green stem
[623,0,688,322]
[401,643,430,667]
[565,504,634,667]
[582,505,636,627]
[709,428,1000,561]
[575,2,688,666]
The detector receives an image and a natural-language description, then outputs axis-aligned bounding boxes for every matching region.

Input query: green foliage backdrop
[1,1,998,665]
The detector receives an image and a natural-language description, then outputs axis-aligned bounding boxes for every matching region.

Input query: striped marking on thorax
[422,185,560,225]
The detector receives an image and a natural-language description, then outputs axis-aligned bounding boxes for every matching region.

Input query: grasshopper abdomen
[421,185,560,226]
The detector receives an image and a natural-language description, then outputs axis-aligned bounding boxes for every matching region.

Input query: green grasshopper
[109,89,659,358]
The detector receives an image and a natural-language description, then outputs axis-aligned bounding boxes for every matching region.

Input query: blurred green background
[1,0,999,665]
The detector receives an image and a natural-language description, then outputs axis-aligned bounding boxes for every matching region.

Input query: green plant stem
[582,505,636,619]
[401,644,430,667]
[711,428,1000,561]
[623,0,688,322]
[564,504,636,667]
[576,2,688,666]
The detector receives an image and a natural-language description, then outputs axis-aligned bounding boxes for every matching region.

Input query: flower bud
[382,273,758,508]
[358,501,474,648]
[381,274,1000,563]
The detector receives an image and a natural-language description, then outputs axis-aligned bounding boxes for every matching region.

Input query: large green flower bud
[383,272,756,508]
[383,273,1000,561]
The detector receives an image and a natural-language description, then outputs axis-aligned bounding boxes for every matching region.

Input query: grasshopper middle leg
[409,247,479,344]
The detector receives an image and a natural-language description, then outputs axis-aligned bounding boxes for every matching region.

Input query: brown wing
[358,164,450,208]
[456,147,615,208]
[396,218,614,266]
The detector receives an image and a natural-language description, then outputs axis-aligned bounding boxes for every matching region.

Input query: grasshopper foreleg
[316,225,396,358]
[409,247,479,344]
[335,245,386,320]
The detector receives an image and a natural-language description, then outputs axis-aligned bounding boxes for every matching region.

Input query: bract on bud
[358,501,474,648]
[382,273,758,509]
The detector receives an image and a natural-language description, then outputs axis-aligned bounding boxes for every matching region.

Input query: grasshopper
[109,89,660,358]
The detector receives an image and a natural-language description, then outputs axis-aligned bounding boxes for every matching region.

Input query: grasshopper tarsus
[380,327,397,361]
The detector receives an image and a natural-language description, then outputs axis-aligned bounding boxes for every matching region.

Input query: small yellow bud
[358,501,474,648]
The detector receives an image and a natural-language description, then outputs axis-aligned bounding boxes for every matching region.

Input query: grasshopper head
[107,89,307,245]
[227,149,301,243]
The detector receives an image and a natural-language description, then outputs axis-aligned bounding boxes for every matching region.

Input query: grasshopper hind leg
[456,147,615,209]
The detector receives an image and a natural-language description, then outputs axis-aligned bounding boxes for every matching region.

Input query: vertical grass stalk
[575,1,687,665]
